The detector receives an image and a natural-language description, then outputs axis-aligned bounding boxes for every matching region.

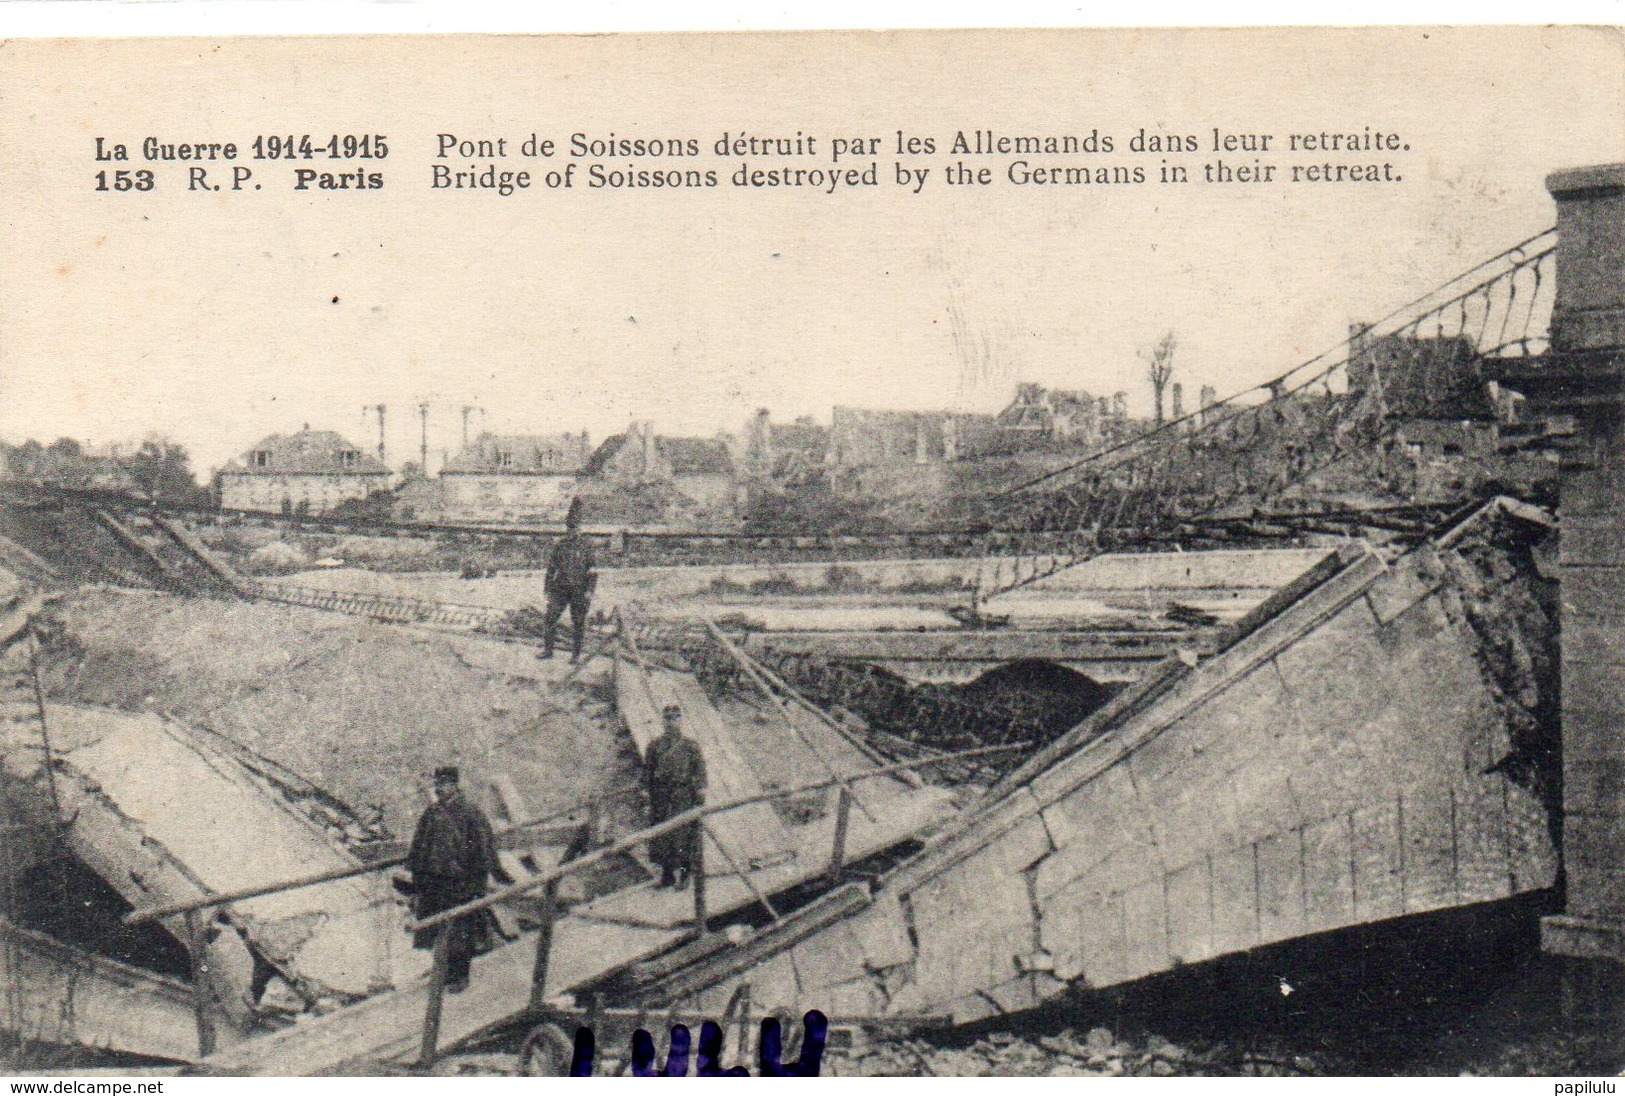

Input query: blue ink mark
[567,1010,827,1077]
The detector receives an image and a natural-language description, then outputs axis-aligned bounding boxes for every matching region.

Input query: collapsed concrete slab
[0,916,205,1063]
[742,628,1219,686]
[196,654,956,1074]
[6,705,404,1025]
[651,501,1561,1023]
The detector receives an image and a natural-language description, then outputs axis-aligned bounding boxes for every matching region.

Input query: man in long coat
[645,704,707,889]
[405,766,511,993]
[543,497,597,662]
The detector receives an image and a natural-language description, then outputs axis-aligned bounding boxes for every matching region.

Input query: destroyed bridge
[0,164,1619,1073]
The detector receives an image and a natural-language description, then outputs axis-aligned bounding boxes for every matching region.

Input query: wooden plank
[667,676,763,803]
[485,773,573,911]
[614,661,797,873]
[703,621,884,812]
[201,915,688,1075]
[497,851,534,884]
[614,655,664,751]
[488,773,530,826]
[576,786,947,935]
[666,675,798,870]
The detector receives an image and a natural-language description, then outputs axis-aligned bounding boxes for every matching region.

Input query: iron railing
[973,229,1558,596]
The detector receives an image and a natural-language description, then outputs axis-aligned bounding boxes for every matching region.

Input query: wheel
[518,1021,577,1077]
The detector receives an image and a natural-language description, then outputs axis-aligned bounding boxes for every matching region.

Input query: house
[584,422,737,514]
[217,428,391,515]
[437,432,592,522]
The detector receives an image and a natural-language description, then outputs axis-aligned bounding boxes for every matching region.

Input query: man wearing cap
[644,704,707,889]
[405,766,512,994]
[543,497,597,663]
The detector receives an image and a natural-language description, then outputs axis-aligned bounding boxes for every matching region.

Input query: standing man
[405,766,511,994]
[543,496,597,662]
[644,704,707,890]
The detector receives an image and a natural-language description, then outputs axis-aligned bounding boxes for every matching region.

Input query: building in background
[738,409,831,489]
[216,428,392,515]
[584,422,738,517]
[437,431,593,522]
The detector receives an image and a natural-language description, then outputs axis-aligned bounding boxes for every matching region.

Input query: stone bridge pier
[1509,165,1625,994]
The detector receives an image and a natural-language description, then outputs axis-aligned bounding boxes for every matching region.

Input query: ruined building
[583,422,739,517]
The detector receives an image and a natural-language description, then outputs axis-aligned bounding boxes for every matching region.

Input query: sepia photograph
[0,23,1620,1078]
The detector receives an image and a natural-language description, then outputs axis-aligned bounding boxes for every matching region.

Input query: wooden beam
[703,620,879,820]
[409,743,1026,934]
[418,931,449,1069]
[702,818,781,923]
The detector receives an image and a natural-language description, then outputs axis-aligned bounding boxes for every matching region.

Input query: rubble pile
[1435,501,1562,832]
[830,1027,1331,1078]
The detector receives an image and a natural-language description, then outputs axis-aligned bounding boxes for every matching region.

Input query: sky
[1,27,1620,475]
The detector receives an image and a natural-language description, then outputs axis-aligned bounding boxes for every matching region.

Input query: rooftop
[441,432,592,475]
[221,430,390,477]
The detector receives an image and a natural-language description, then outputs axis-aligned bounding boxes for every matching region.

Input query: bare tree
[1142,331,1178,427]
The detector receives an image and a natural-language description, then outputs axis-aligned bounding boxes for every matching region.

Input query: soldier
[645,704,707,890]
[404,766,512,994]
[543,496,597,662]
